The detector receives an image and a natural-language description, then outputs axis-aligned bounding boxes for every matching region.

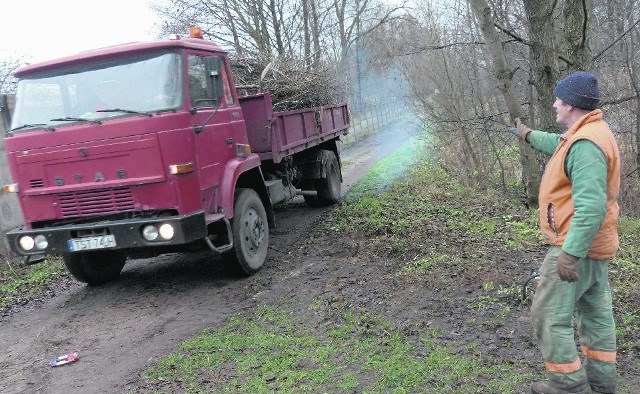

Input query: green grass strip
[144,307,530,393]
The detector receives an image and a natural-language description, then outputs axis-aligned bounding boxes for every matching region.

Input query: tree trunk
[469,0,541,206]
[247,0,271,56]
[222,0,243,56]
[302,0,311,62]
[269,0,285,56]
[563,0,594,71]
[522,0,560,132]
[630,28,640,180]
[258,1,272,56]
[310,0,322,67]
[335,0,349,64]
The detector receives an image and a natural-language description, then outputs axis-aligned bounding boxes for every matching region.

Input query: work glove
[557,251,580,282]
[508,118,532,141]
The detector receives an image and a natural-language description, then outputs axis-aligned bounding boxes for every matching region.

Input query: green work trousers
[531,246,617,392]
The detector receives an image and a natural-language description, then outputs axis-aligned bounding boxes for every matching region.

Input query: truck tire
[304,150,341,206]
[225,188,269,275]
[63,251,127,286]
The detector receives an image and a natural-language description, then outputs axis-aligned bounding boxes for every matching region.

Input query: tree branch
[593,17,640,62]
[347,5,406,49]
[493,22,530,46]
[395,41,486,56]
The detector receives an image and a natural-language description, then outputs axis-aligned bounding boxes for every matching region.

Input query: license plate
[67,235,117,252]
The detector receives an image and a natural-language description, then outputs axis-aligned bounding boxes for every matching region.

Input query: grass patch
[398,253,451,276]
[328,141,540,291]
[331,144,535,243]
[612,216,640,353]
[143,307,531,394]
[0,256,69,309]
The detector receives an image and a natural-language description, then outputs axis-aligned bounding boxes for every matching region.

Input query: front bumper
[6,211,207,256]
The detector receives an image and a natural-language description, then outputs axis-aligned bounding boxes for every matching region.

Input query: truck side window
[187,56,209,107]
[187,55,235,108]
[219,64,234,106]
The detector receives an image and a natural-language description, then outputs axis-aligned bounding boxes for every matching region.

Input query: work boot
[589,382,616,394]
[531,381,592,394]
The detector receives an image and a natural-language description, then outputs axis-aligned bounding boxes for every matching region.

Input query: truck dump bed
[240,92,349,163]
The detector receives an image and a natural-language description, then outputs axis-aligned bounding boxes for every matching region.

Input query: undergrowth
[0,255,68,309]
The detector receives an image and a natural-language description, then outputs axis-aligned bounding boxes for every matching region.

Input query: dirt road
[0,116,421,394]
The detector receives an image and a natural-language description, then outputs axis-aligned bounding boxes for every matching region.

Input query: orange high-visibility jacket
[538,110,620,260]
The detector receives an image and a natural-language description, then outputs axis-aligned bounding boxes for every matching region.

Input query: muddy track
[0,117,421,394]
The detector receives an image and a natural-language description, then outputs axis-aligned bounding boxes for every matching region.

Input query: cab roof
[14,37,226,78]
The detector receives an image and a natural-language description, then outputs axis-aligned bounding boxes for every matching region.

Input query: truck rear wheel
[63,251,127,286]
[225,188,269,275]
[304,150,341,206]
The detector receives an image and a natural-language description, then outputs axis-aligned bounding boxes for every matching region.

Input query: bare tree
[331,0,405,65]
[1,59,20,131]
[152,0,296,58]
[361,0,640,210]
[470,0,541,204]
[0,59,20,94]
[153,0,407,117]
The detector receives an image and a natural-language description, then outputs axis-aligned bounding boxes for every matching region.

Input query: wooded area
[363,0,640,212]
[2,0,640,212]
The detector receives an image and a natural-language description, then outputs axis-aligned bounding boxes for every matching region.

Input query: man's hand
[557,251,580,282]
[511,118,532,141]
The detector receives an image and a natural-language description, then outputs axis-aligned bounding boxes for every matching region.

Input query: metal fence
[342,100,407,147]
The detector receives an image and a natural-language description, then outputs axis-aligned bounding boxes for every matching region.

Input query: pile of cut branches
[230,56,345,112]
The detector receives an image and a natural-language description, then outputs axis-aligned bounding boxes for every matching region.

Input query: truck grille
[30,179,45,188]
[58,187,135,218]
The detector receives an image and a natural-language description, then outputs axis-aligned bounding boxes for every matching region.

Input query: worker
[513,71,619,394]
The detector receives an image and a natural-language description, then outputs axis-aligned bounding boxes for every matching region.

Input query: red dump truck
[2,28,349,284]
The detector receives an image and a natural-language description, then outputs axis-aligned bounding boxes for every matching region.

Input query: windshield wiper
[50,117,103,124]
[96,108,153,117]
[9,123,56,132]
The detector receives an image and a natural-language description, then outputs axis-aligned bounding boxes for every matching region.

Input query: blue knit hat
[554,71,600,110]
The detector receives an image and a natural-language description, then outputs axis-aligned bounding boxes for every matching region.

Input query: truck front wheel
[63,251,127,286]
[225,188,269,275]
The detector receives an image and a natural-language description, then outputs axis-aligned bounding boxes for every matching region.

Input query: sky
[0,0,163,64]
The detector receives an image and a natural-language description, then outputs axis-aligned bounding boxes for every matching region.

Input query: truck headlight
[142,225,159,241]
[158,223,175,240]
[142,224,174,241]
[19,236,35,251]
[34,235,49,250]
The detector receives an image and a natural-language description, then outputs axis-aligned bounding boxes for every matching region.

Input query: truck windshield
[10,52,183,133]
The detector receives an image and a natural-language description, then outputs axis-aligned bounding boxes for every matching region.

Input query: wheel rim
[241,206,265,255]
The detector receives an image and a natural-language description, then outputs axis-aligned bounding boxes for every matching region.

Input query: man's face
[553,98,573,127]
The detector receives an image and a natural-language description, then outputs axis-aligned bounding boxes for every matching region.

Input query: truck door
[188,55,243,215]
